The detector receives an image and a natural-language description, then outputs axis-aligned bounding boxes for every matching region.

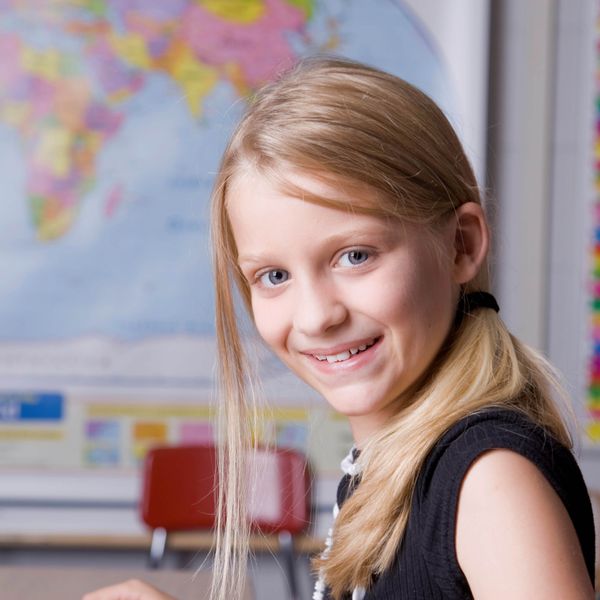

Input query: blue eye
[259,269,289,288]
[339,249,369,267]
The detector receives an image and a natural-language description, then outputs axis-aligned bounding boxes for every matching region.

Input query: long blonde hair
[209,56,572,599]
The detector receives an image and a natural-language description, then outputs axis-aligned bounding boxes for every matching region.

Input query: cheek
[410,259,456,341]
[251,298,288,351]
[380,254,455,340]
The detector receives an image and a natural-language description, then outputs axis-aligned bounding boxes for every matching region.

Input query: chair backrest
[141,444,217,530]
[140,444,311,534]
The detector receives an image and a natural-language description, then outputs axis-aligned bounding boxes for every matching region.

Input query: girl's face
[227,169,460,443]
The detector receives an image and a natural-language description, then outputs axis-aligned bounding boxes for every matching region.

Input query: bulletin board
[0,0,490,517]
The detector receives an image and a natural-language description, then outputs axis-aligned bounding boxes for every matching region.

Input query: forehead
[225,166,380,233]
[226,162,387,215]
[225,167,428,266]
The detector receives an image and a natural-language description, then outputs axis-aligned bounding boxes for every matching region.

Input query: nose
[292,276,348,337]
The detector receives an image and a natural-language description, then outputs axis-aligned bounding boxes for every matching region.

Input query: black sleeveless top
[330,409,595,599]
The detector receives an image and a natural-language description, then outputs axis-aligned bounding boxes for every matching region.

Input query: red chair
[139,444,311,600]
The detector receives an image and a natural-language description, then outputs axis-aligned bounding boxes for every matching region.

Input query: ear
[451,202,489,284]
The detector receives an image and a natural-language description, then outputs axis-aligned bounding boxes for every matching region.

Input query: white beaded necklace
[312,448,366,600]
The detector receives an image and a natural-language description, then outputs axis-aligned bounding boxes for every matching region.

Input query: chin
[326,396,389,418]
[323,384,407,421]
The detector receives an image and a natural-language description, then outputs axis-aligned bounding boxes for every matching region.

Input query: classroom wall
[0,0,491,551]
[3,0,600,594]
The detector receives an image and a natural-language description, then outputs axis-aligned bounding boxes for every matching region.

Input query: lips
[305,337,381,364]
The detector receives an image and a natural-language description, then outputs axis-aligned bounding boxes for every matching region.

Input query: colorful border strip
[586,4,600,441]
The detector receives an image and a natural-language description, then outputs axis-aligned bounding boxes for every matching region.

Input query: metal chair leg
[278,530,298,600]
[148,527,168,569]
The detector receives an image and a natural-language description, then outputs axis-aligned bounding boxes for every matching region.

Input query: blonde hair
[209,56,572,599]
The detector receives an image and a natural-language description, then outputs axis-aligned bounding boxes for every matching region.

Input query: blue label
[0,392,64,422]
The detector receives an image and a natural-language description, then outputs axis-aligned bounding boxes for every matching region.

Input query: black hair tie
[458,291,500,314]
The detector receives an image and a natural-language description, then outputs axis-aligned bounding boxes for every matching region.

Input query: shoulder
[419,408,580,499]
[456,448,594,599]
[413,409,595,595]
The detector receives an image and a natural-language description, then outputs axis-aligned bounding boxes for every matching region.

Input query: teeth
[313,339,376,363]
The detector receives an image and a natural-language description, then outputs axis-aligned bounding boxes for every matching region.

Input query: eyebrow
[323,228,393,246]
[237,254,271,268]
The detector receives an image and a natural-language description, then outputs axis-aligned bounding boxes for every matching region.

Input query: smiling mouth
[312,337,380,364]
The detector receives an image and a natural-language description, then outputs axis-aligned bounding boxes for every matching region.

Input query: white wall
[489,0,556,350]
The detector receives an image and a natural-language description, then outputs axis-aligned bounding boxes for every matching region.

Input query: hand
[82,578,177,600]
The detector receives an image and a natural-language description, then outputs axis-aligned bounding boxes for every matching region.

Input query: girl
[84,57,595,600]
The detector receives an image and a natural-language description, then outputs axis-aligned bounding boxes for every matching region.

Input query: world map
[0,0,451,385]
